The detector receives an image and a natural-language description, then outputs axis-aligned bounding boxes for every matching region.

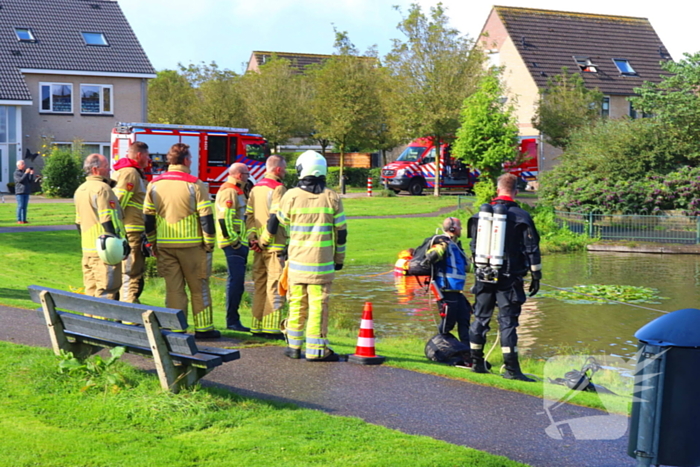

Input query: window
[40,83,72,113]
[574,56,597,73]
[601,97,610,118]
[81,32,108,46]
[80,84,112,114]
[629,102,651,119]
[15,28,36,42]
[613,59,637,76]
[207,135,227,167]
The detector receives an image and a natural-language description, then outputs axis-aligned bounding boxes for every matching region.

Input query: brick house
[0,0,155,191]
[479,6,671,171]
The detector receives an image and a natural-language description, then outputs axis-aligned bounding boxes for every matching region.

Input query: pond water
[333,252,700,359]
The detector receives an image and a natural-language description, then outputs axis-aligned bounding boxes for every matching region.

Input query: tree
[240,56,312,152]
[148,69,196,124]
[453,71,519,185]
[531,68,603,149]
[385,3,484,196]
[183,62,248,128]
[310,31,384,193]
[630,52,700,165]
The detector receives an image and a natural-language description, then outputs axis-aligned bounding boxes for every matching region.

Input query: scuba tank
[474,204,493,270]
[474,203,507,283]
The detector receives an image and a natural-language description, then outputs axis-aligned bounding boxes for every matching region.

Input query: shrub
[472,179,496,208]
[41,148,84,198]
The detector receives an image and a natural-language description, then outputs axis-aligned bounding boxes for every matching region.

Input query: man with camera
[13,160,34,224]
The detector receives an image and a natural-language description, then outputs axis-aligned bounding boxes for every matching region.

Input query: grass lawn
[0,341,526,467]
[342,195,465,217]
[0,201,74,227]
[0,217,631,415]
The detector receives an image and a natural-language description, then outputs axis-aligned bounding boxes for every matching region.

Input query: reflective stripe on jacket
[74,175,126,255]
[215,178,248,248]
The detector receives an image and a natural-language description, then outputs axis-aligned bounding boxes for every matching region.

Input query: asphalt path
[0,304,635,467]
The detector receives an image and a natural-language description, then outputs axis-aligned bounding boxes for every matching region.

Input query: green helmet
[96,234,129,265]
[295,150,327,178]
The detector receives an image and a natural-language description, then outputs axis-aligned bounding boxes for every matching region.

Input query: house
[479,6,671,171]
[247,51,332,74]
[0,0,155,192]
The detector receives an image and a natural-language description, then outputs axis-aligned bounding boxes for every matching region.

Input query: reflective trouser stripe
[470,343,484,350]
[286,282,331,357]
[158,246,213,330]
[502,346,518,354]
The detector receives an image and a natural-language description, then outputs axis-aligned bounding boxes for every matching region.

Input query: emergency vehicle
[111,122,269,195]
[381,136,538,196]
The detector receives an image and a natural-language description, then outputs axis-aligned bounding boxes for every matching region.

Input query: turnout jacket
[74,175,126,256]
[214,177,248,249]
[143,165,214,249]
[277,186,346,284]
[246,174,288,252]
[468,196,542,277]
[113,158,147,234]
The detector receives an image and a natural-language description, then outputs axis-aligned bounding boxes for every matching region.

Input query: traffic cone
[348,302,386,365]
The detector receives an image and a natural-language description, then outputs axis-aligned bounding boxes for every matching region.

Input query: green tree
[385,2,484,196]
[310,31,384,193]
[630,52,700,164]
[240,56,312,152]
[147,69,196,124]
[183,62,248,128]
[453,71,519,185]
[531,68,603,149]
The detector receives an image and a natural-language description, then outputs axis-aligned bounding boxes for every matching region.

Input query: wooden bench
[28,285,239,393]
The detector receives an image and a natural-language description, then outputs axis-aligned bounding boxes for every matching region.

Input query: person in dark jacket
[13,160,34,224]
[468,173,541,381]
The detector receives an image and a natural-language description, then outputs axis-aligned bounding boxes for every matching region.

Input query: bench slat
[28,285,187,330]
[196,345,241,363]
[60,312,198,356]
[65,332,225,369]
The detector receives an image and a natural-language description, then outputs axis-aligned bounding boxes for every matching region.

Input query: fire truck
[110,122,269,195]
[381,136,538,196]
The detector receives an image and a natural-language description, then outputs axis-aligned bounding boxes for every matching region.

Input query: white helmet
[295,150,327,178]
[96,234,129,265]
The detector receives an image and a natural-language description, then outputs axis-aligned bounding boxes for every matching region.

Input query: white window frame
[39,82,73,114]
[80,84,113,115]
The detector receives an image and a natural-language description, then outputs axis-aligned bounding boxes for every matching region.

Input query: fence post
[696,216,700,244]
[367,176,372,197]
[587,212,594,238]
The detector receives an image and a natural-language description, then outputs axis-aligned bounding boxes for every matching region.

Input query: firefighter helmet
[295,150,327,178]
[96,233,129,265]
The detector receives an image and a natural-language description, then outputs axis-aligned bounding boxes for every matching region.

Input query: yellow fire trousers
[286,282,331,359]
[250,249,285,334]
[157,246,214,332]
[81,254,121,300]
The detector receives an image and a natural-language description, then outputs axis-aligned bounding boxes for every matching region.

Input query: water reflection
[334,252,700,359]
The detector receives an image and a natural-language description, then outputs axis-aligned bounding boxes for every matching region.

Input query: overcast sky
[116,0,699,73]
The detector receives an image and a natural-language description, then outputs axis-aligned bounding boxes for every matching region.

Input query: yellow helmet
[96,234,129,265]
[295,150,327,178]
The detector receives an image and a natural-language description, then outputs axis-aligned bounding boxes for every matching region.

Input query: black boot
[471,349,488,374]
[502,352,535,382]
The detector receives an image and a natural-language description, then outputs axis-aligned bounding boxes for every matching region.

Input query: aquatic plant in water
[539,284,669,305]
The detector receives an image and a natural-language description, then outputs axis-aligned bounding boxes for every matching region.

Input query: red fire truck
[110,122,269,195]
[381,136,538,196]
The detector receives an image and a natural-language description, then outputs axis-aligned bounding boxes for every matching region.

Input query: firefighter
[143,143,220,339]
[277,150,347,361]
[74,153,126,299]
[215,162,251,332]
[113,141,149,303]
[468,173,542,381]
[246,155,288,339]
[422,217,472,344]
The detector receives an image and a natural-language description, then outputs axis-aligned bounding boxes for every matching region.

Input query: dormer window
[81,32,108,46]
[574,56,597,73]
[15,28,36,42]
[613,59,637,76]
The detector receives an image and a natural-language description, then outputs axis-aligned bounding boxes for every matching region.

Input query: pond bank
[588,241,700,254]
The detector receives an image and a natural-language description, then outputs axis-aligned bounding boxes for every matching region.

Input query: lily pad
[539,284,669,305]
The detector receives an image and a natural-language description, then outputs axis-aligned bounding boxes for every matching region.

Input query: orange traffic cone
[348,302,386,365]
